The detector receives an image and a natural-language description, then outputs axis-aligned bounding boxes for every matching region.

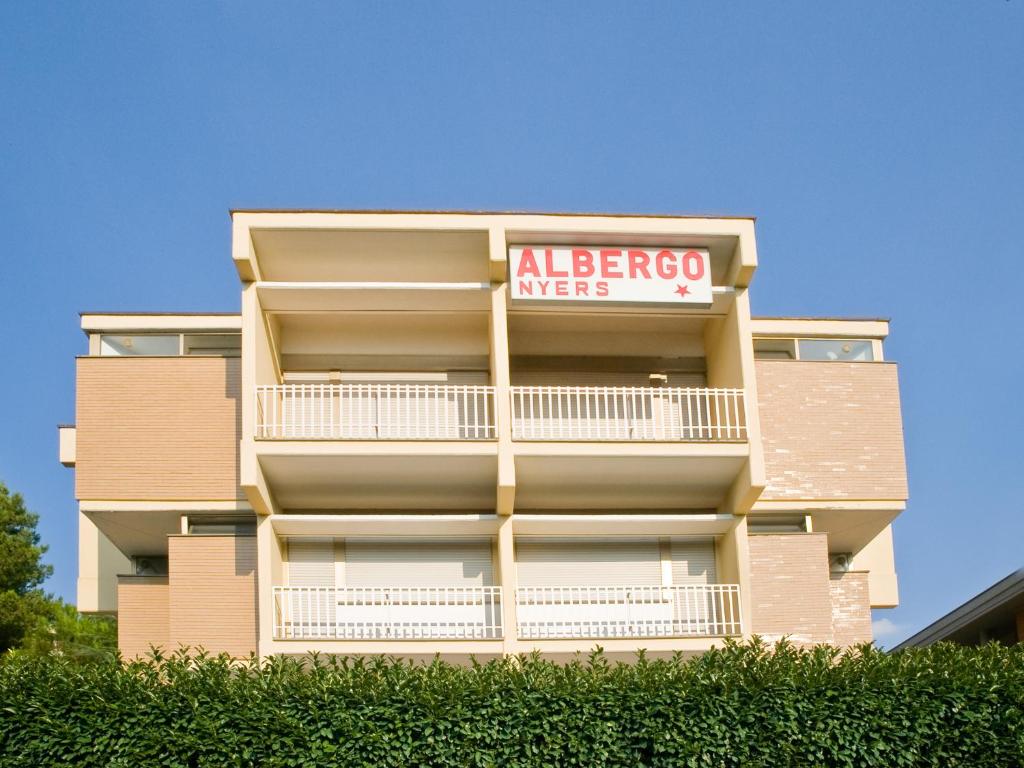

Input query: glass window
[100,334,180,356]
[753,338,797,360]
[184,333,241,357]
[797,339,874,362]
[188,517,256,536]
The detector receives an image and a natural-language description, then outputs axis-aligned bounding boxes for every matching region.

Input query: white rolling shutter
[670,538,717,585]
[284,539,336,633]
[287,539,336,587]
[515,539,662,586]
[510,372,707,440]
[344,540,494,587]
[510,372,706,387]
[344,373,489,439]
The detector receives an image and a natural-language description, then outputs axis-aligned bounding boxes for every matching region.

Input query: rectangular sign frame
[508,246,713,307]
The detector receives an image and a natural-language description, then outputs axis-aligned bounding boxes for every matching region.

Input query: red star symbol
[674,284,690,298]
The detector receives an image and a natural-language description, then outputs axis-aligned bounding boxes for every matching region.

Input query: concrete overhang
[232,211,758,289]
[256,441,498,510]
[751,317,889,339]
[512,443,749,509]
[80,313,241,333]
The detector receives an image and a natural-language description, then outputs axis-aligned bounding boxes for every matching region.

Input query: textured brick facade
[117,576,169,659]
[167,535,258,657]
[830,571,873,647]
[748,533,834,644]
[755,361,908,501]
[75,357,243,501]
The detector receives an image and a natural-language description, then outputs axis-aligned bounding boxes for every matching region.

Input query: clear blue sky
[1,2,1021,646]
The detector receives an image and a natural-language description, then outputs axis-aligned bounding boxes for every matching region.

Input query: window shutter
[344,540,493,587]
[670,538,717,585]
[515,539,662,586]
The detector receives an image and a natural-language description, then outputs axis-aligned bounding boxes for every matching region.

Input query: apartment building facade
[60,211,908,661]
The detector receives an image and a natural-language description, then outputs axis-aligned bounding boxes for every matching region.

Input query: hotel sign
[508,246,712,307]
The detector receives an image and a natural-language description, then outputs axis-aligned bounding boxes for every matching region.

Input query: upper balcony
[235,212,762,514]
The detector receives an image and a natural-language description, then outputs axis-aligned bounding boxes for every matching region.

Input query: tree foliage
[0,640,1021,767]
[13,600,117,661]
[0,482,53,652]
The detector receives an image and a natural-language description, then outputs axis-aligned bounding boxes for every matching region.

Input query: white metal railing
[510,386,747,441]
[273,586,503,640]
[256,384,496,440]
[516,584,742,639]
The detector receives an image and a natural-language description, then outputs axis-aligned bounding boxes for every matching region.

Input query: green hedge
[1,641,1022,767]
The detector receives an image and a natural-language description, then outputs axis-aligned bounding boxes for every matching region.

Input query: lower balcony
[273,586,504,640]
[271,584,741,642]
[517,584,742,639]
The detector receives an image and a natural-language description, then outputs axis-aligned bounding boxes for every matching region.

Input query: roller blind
[515,539,662,586]
[287,540,335,587]
[510,371,706,387]
[344,540,493,588]
[670,538,717,585]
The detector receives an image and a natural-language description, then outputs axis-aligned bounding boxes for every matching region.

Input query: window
[753,338,797,360]
[100,334,180,356]
[797,339,874,362]
[187,516,256,536]
[753,337,876,362]
[98,332,241,357]
[184,333,241,357]
[748,515,808,533]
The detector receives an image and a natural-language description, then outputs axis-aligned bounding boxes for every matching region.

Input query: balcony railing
[516,584,743,639]
[256,384,496,440]
[510,386,747,441]
[272,586,503,640]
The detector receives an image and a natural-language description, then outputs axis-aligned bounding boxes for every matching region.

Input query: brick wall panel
[117,577,169,659]
[748,533,833,645]
[755,361,908,501]
[75,357,242,501]
[830,571,873,647]
[168,535,257,657]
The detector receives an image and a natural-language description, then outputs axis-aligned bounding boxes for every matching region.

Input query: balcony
[516,584,742,639]
[510,386,746,442]
[252,383,749,509]
[273,586,504,640]
[255,384,745,443]
[256,384,496,440]
[272,583,741,642]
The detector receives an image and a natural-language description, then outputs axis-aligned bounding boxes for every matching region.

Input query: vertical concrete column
[255,515,278,658]
[497,515,518,655]
[717,516,754,639]
[488,227,515,515]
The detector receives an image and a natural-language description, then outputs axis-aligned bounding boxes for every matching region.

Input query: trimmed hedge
[0,641,1022,767]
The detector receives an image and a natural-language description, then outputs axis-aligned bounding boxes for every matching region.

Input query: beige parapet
[168,535,257,657]
[75,356,243,502]
[117,576,169,659]
[755,360,908,502]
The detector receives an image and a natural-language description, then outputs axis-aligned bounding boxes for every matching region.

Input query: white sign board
[508,246,713,307]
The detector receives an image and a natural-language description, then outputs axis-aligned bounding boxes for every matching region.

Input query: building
[894,570,1024,649]
[59,210,908,661]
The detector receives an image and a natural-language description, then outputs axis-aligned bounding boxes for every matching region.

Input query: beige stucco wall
[168,535,258,657]
[830,571,873,647]
[78,511,131,613]
[117,576,169,659]
[76,357,243,501]
[748,533,834,645]
[755,361,907,501]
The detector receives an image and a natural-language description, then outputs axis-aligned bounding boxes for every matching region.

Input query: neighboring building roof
[893,569,1024,649]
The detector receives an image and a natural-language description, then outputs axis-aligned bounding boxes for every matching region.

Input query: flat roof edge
[228,208,758,221]
[752,316,891,323]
